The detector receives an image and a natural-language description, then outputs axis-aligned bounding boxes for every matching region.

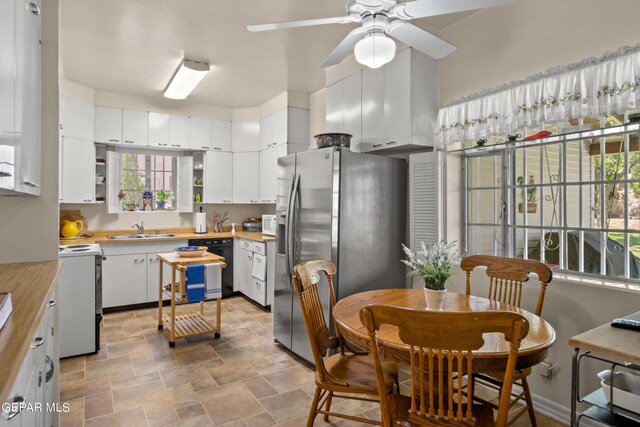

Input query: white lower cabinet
[101,241,188,308]
[102,254,147,308]
[1,283,58,427]
[235,239,274,308]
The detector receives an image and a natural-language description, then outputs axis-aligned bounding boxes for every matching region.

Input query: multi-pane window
[464,120,640,281]
[120,153,177,211]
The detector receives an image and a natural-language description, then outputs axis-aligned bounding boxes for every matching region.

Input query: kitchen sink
[108,234,177,240]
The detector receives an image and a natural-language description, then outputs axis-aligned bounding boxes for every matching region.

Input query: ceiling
[59,0,475,108]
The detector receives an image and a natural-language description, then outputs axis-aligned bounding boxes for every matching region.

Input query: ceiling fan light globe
[354,32,395,69]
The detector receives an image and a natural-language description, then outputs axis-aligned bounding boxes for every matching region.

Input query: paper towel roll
[195,212,207,234]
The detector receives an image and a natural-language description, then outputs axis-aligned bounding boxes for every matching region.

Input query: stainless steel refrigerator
[273,147,407,363]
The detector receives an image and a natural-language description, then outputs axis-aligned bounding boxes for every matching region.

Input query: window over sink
[107,149,193,213]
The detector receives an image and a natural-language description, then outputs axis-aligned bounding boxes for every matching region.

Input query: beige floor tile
[60,371,84,383]
[242,377,278,399]
[85,355,132,378]
[208,361,258,385]
[112,378,168,412]
[259,388,312,423]
[201,387,264,425]
[254,359,297,376]
[261,366,314,394]
[84,406,148,427]
[190,376,218,392]
[84,391,114,420]
[196,382,247,402]
[174,402,207,421]
[159,363,211,388]
[144,398,180,427]
[60,356,85,375]
[166,383,200,409]
[60,397,84,427]
[111,372,161,391]
[236,412,276,427]
[173,343,220,365]
[60,374,110,401]
[106,337,150,358]
[171,414,213,426]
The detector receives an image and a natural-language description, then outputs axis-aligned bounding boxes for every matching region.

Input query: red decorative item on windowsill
[524,131,551,141]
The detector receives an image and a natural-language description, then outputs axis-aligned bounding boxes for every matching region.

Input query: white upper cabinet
[148,112,170,148]
[232,121,260,152]
[122,109,148,146]
[204,151,232,203]
[259,108,310,150]
[361,66,386,146]
[60,96,94,141]
[0,0,15,192]
[189,117,212,150]
[212,120,232,152]
[325,81,343,134]
[363,48,438,153]
[259,143,306,203]
[13,0,41,195]
[233,151,259,203]
[259,149,270,202]
[169,115,189,149]
[342,72,362,149]
[59,137,95,203]
[95,106,122,144]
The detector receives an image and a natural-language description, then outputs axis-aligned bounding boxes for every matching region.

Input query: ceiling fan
[248,0,514,69]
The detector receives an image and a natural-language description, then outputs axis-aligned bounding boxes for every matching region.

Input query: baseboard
[532,393,601,427]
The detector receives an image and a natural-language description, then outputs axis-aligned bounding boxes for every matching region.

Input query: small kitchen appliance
[243,218,262,232]
[195,206,207,234]
[262,214,276,236]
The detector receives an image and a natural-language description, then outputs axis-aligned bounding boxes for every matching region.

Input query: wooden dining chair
[293,259,399,427]
[360,305,529,427]
[460,255,553,426]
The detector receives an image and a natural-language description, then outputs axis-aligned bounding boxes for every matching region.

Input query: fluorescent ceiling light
[354,31,395,69]
[164,60,210,100]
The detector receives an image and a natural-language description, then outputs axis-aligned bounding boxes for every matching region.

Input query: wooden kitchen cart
[156,252,226,347]
[569,311,640,427]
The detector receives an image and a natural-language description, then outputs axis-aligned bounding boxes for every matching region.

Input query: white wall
[438,0,640,105]
[437,0,640,418]
[61,203,274,232]
[0,0,59,264]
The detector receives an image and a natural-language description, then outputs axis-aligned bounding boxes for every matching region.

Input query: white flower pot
[423,288,447,310]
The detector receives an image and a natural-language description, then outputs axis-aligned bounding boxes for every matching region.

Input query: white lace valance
[436,44,640,147]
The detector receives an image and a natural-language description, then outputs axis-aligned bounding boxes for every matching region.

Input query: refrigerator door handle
[288,174,300,278]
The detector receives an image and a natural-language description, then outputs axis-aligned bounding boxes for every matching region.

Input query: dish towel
[204,263,222,299]
[185,265,206,302]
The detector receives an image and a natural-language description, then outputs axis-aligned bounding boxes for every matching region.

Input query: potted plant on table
[401,240,461,310]
[156,189,173,211]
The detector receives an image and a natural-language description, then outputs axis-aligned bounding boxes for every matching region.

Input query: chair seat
[476,367,531,384]
[390,394,495,427]
[322,352,398,394]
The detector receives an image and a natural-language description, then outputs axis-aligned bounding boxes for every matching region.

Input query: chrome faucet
[133,222,145,235]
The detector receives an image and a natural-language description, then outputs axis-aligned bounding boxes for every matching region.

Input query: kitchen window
[106,150,193,213]
[464,119,640,281]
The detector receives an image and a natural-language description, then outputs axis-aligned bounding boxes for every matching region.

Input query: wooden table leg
[200,300,204,316]
[169,267,177,346]
[157,258,163,330]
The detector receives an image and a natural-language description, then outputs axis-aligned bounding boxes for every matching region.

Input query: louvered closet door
[409,151,443,251]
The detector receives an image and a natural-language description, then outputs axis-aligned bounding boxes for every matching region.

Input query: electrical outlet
[537,360,558,378]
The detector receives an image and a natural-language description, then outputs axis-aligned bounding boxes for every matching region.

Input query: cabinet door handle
[45,356,55,383]
[213,147,222,151]
[84,199,92,202]
[386,141,397,145]
[171,144,181,147]
[3,395,25,420]
[158,143,168,146]
[0,171,12,177]
[201,146,210,150]
[47,300,56,308]
[109,139,119,143]
[28,2,40,15]
[31,336,44,349]
[256,258,262,263]
[223,200,231,203]
[23,181,40,187]
[124,140,135,144]
[256,282,261,289]
[372,144,382,148]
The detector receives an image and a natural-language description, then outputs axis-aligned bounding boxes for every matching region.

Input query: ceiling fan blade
[393,0,514,20]
[387,22,456,59]
[247,16,352,32]
[320,27,366,67]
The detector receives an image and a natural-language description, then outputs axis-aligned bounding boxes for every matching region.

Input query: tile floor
[59,297,565,426]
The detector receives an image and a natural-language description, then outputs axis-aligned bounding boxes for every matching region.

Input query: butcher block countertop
[59,228,276,246]
[0,261,62,405]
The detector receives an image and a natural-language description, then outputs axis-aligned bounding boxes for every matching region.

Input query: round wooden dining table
[333,289,556,372]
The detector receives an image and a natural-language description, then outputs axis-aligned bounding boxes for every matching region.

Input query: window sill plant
[156,189,174,211]
[402,240,461,310]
